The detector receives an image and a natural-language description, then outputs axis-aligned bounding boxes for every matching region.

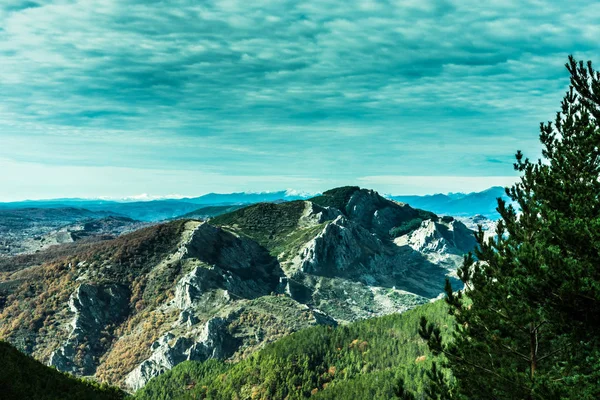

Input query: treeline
[418,56,600,399]
[133,301,452,400]
[0,341,123,400]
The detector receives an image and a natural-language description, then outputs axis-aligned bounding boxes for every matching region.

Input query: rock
[49,283,130,375]
[457,215,498,242]
[173,266,214,309]
[125,317,238,391]
[298,215,385,276]
[170,223,286,307]
[176,310,199,328]
[185,223,281,281]
[299,202,341,227]
[344,189,422,236]
[395,219,477,258]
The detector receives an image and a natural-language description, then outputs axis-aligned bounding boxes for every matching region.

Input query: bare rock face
[457,215,497,242]
[125,317,238,391]
[49,283,130,375]
[396,219,476,256]
[173,266,217,310]
[184,223,283,288]
[172,224,285,309]
[298,215,390,277]
[394,219,477,270]
[299,202,342,227]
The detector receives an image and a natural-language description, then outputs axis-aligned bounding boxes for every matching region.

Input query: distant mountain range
[0,187,510,221]
[0,191,311,221]
[391,186,510,219]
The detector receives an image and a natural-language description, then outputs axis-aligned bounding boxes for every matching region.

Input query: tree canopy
[420,56,600,399]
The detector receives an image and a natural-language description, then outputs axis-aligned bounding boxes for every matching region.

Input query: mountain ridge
[0,186,476,393]
[0,187,508,221]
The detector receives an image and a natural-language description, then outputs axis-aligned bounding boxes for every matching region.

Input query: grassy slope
[0,220,189,372]
[309,186,361,215]
[133,300,452,400]
[209,201,322,259]
[0,341,123,400]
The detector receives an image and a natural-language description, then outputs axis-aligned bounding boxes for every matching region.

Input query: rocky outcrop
[185,223,282,285]
[171,223,285,308]
[344,189,425,236]
[395,219,477,259]
[457,215,497,241]
[49,283,130,375]
[298,215,391,277]
[296,214,463,286]
[125,317,238,391]
[172,263,280,308]
[299,202,341,227]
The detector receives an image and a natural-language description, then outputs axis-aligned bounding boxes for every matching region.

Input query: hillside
[0,340,123,400]
[133,300,452,400]
[0,187,475,393]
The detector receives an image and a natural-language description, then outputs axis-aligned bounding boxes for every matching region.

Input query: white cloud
[0,0,597,198]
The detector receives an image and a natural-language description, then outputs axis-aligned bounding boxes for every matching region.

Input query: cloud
[0,0,598,197]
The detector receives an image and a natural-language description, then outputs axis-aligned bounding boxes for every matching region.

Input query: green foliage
[440,216,454,223]
[0,341,123,400]
[210,201,307,247]
[134,301,452,400]
[389,218,424,238]
[309,186,361,215]
[133,359,230,400]
[421,56,600,399]
[416,209,438,221]
[389,209,439,238]
[209,201,333,261]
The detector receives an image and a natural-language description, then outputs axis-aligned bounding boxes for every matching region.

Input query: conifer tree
[419,56,600,399]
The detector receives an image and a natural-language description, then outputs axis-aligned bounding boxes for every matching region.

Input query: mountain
[0,191,311,222]
[0,340,123,400]
[0,187,505,223]
[184,190,312,205]
[391,186,510,219]
[0,186,476,393]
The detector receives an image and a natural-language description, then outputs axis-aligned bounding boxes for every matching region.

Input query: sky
[1,0,599,201]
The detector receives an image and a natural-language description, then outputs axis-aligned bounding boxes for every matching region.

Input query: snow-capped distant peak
[285,189,317,198]
[98,194,187,202]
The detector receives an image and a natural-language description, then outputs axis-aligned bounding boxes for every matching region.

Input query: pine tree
[419,56,600,399]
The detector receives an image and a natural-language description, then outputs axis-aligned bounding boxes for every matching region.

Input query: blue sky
[1,0,599,200]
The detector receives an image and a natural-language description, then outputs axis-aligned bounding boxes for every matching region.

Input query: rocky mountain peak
[311,186,437,238]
